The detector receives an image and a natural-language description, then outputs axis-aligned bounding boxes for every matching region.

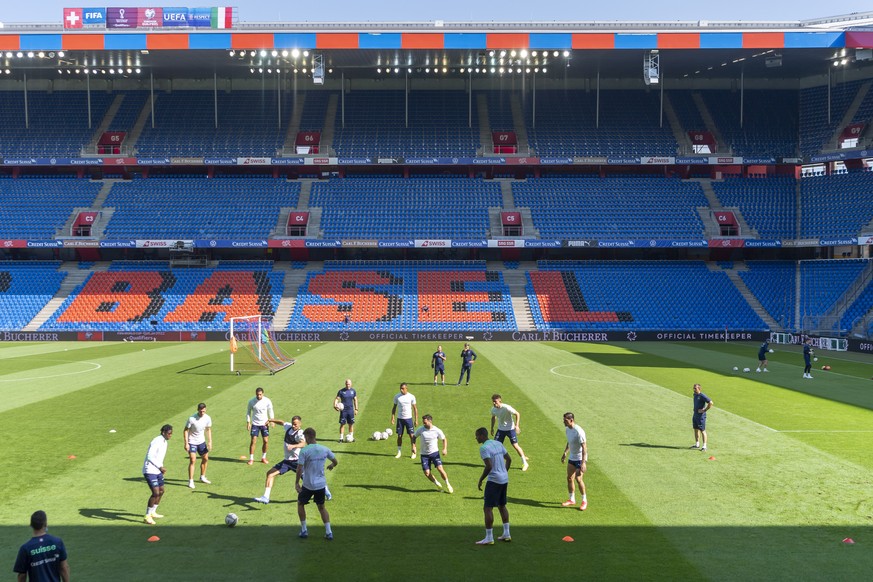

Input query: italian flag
[211,7,232,29]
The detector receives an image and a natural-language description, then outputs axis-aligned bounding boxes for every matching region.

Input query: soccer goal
[229,315,295,375]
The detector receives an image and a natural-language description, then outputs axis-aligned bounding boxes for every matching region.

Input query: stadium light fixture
[260,50,267,57]
[229,50,235,56]
[542,67,547,73]
[563,50,570,57]
[292,49,300,58]
[281,50,288,57]
[510,50,516,57]
[27,51,34,58]
[303,50,310,57]
[4,52,10,58]
[135,68,140,73]
[58,51,64,57]
[16,52,22,58]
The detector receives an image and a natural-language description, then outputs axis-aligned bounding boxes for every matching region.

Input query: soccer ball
[335,402,344,411]
[385,428,393,436]
[768,349,774,353]
[372,431,382,441]
[380,432,389,440]
[814,357,818,362]
[743,367,751,373]
[732,366,738,371]
[225,513,238,527]
[345,434,355,443]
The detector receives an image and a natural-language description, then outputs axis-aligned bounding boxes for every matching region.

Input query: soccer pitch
[1,340,872,581]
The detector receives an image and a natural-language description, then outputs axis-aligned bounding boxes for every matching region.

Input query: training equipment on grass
[822,365,831,371]
[769,349,774,353]
[336,402,345,411]
[380,432,389,440]
[373,431,382,440]
[732,366,738,371]
[814,357,818,362]
[743,367,751,372]
[229,315,295,375]
[225,513,238,527]
[345,434,355,443]
[385,428,393,436]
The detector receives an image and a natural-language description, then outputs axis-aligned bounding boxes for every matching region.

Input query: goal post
[229,315,295,374]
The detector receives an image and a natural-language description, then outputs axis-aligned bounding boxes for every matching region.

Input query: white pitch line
[777,430,873,433]
[548,360,779,432]
[0,360,102,383]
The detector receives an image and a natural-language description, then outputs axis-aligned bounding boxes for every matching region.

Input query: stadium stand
[528,261,766,331]
[738,261,797,330]
[101,176,300,239]
[698,90,798,158]
[289,261,516,331]
[309,176,501,239]
[711,176,797,239]
[0,177,103,239]
[0,262,67,331]
[511,176,707,239]
[41,268,284,332]
[799,170,873,239]
[799,80,865,158]
[799,259,868,325]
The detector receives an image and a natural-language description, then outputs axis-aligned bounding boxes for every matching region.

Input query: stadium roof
[0,12,872,82]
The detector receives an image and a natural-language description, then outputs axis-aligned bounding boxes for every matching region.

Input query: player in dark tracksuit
[803,339,814,379]
[456,343,477,386]
[756,340,769,373]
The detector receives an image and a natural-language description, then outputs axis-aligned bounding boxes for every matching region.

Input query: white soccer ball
[380,432,389,440]
[743,367,751,373]
[335,402,344,411]
[814,357,818,362]
[225,513,238,527]
[769,349,774,353]
[385,428,393,436]
[372,431,382,440]
[732,366,739,371]
[345,434,355,443]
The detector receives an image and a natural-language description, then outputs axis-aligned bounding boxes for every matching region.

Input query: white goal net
[229,315,295,374]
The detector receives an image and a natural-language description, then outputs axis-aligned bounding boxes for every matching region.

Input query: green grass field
[2,339,873,581]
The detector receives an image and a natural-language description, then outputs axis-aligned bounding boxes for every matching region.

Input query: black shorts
[483,481,507,508]
[298,486,327,506]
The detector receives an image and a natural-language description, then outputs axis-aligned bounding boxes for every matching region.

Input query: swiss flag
[64,8,84,29]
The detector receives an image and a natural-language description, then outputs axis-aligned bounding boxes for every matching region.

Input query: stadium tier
[699,90,798,158]
[711,176,797,239]
[101,176,300,239]
[0,177,104,239]
[41,268,284,332]
[799,259,869,326]
[0,262,66,331]
[800,171,873,238]
[309,176,501,239]
[289,261,516,332]
[799,79,866,158]
[528,261,766,331]
[738,261,797,330]
[511,176,707,239]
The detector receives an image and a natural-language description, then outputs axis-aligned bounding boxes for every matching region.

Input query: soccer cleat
[475,538,494,545]
[324,533,333,541]
[151,512,164,519]
[700,447,707,452]
[187,480,195,489]
[497,534,512,542]
[763,368,769,372]
[246,459,254,465]
[326,490,332,501]
[756,368,761,373]
[465,383,469,386]
[199,476,211,484]
[690,444,700,449]
[522,462,529,472]
[456,383,461,386]
[434,382,437,386]
[442,382,445,386]
[579,500,588,511]
[261,458,269,464]
[411,453,417,459]
[298,530,308,539]
[561,500,576,507]
[446,483,454,494]
[144,515,156,525]
[394,451,402,458]
[254,496,270,504]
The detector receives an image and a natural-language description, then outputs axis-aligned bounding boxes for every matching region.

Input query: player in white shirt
[295,428,338,540]
[412,415,453,493]
[183,403,213,489]
[560,412,588,511]
[490,394,529,471]
[391,383,418,459]
[142,424,173,525]
[246,387,275,465]
[475,427,512,545]
[254,415,305,503]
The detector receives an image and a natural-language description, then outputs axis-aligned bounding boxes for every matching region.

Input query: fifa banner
[65,7,233,29]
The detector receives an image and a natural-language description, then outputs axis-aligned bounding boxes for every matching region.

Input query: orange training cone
[562,536,575,542]
[842,538,855,544]
[147,536,160,542]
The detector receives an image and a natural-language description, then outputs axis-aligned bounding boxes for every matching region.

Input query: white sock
[434,479,442,488]
[261,453,267,459]
[581,494,587,502]
[249,454,254,460]
[484,528,493,541]
[263,486,271,499]
[147,505,154,515]
[325,522,332,535]
[397,447,402,453]
[300,519,307,532]
[569,494,575,502]
[503,523,510,536]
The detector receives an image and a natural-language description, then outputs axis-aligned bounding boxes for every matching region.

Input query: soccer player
[475,427,512,545]
[803,338,814,379]
[295,427,338,541]
[14,510,70,582]
[456,343,477,385]
[560,412,588,510]
[184,402,212,489]
[253,415,305,504]
[691,383,713,452]
[756,340,770,373]
[246,387,274,464]
[333,378,359,442]
[412,414,453,493]
[391,382,418,459]
[142,424,172,525]
[432,344,447,385]
[490,394,529,471]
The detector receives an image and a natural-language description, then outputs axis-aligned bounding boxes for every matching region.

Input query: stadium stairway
[272,261,323,330]
[663,94,694,154]
[23,262,110,331]
[824,80,871,151]
[85,94,125,154]
[509,93,531,154]
[124,94,158,151]
[476,93,491,156]
[318,93,339,156]
[488,260,537,331]
[690,178,758,237]
[712,261,780,330]
[691,92,727,153]
[281,92,307,154]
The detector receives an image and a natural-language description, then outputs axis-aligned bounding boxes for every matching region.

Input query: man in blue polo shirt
[431,345,446,386]
[691,383,713,452]
[756,340,770,373]
[13,510,70,582]
[456,343,477,386]
[333,378,359,442]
